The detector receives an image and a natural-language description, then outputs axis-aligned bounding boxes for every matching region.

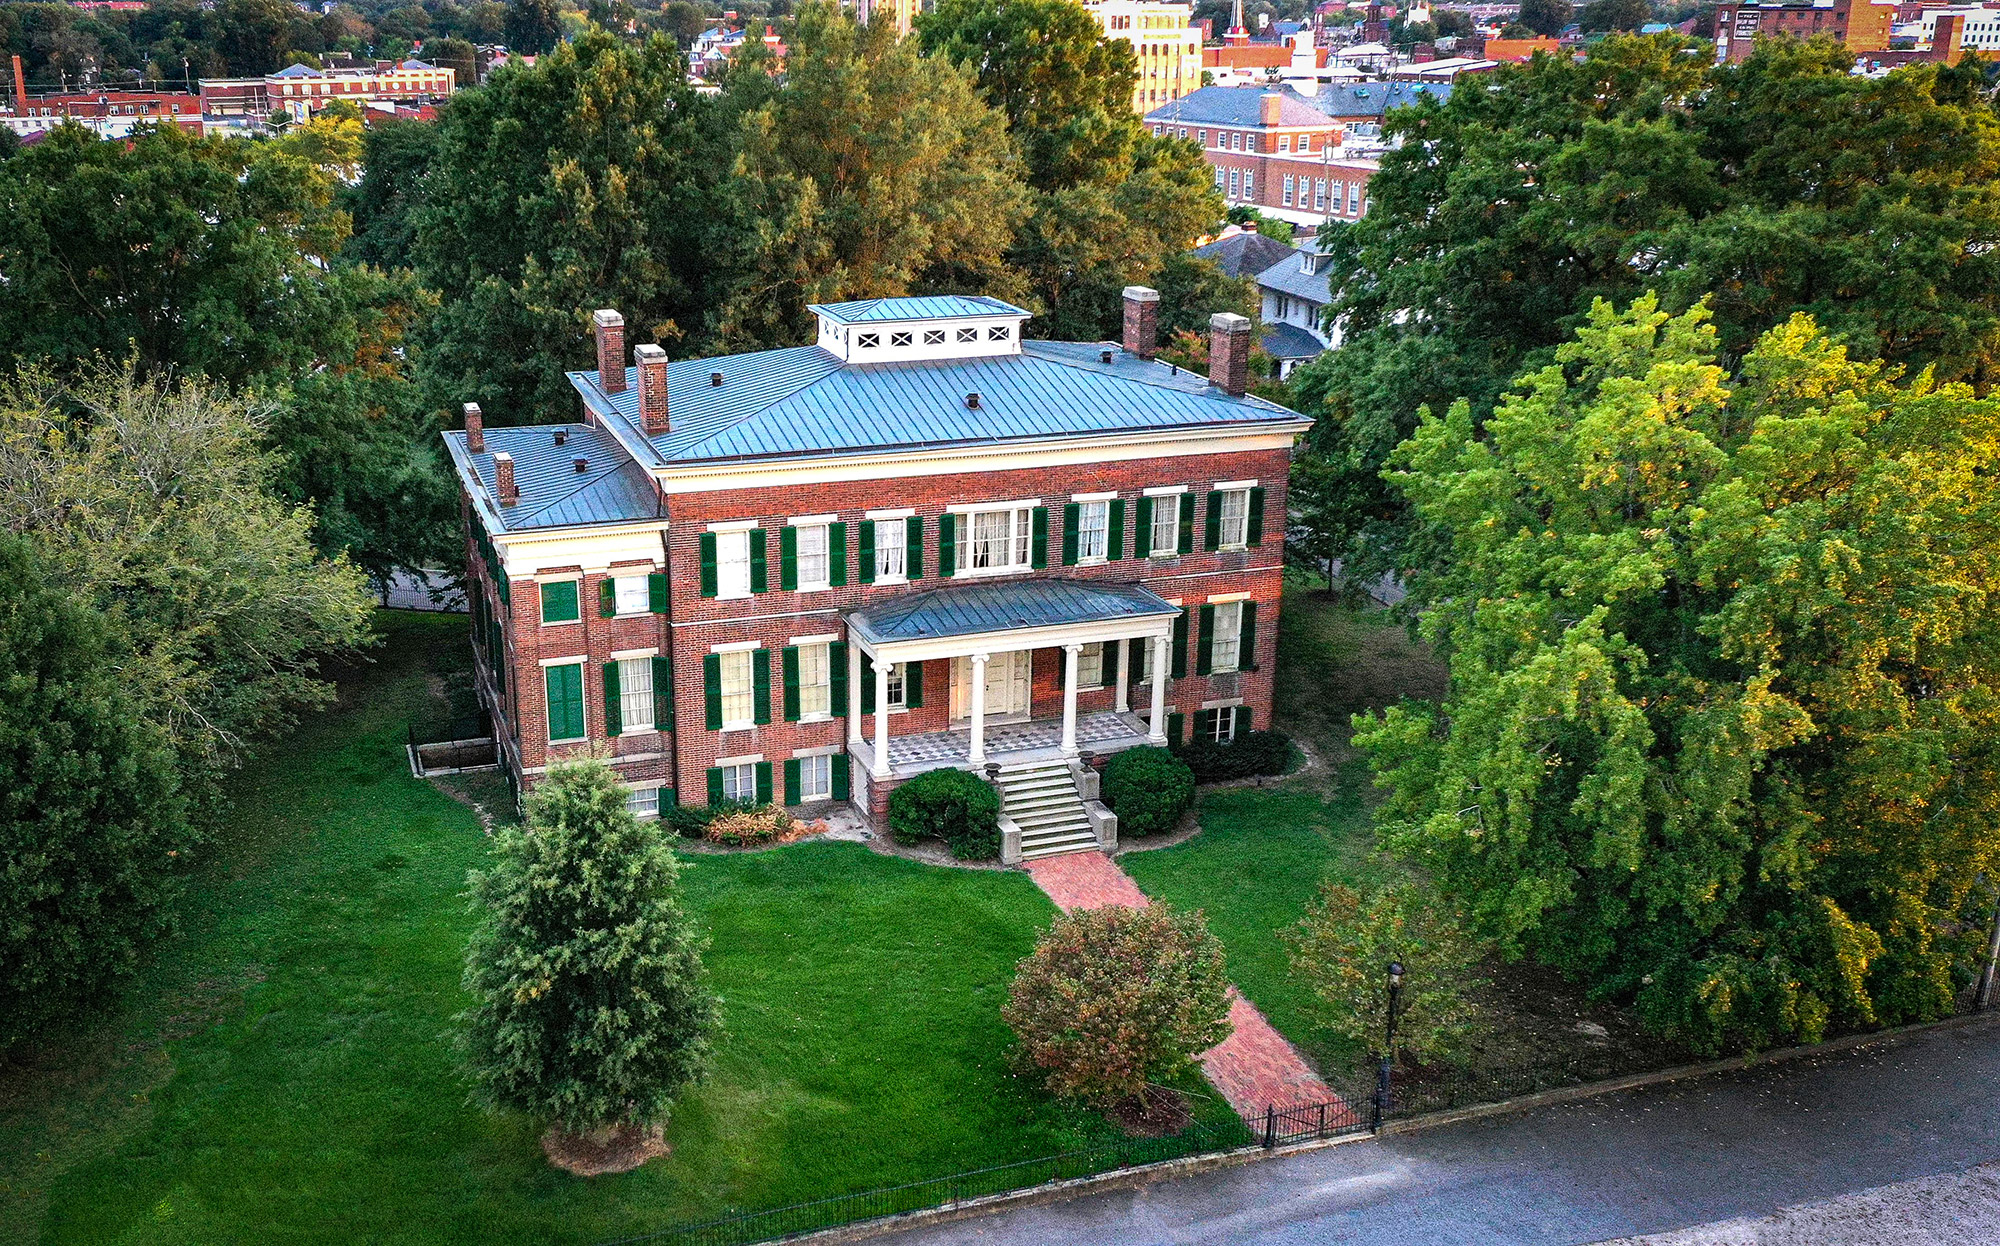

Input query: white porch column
[969,652,989,764]
[1061,643,1082,756]
[847,639,864,746]
[872,659,893,777]
[1147,635,1170,746]
[1113,637,1131,714]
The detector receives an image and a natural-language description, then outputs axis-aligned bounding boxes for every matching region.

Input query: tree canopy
[1357,295,2000,1054]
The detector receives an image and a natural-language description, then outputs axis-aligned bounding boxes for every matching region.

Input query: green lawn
[2,611,1235,1246]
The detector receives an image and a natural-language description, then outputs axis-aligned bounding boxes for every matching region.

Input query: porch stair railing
[996,760,1098,860]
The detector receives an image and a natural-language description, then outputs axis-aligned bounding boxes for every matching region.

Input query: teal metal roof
[847,579,1179,645]
[807,296,1032,324]
[569,339,1308,467]
[442,423,663,534]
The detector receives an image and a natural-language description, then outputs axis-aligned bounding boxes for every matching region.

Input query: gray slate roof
[1145,86,1332,128]
[847,579,1179,645]
[1256,252,1333,305]
[569,338,1305,468]
[1191,231,1301,280]
[1313,81,1453,120]
[809,296,1030,324]
[1261,321,1327,360]
[443,423,663,533]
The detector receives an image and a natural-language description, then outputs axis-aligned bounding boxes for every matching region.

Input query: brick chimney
[1122,286,1161,359]
[463,402,484,454]
[1209,312,1252,397]
[635,343,669,435]
[494,451,518,506]
[1260,91,1283,128]
[593,308,626,393]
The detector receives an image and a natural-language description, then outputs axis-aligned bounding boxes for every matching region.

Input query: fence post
[1263,1105,1276,1149]
[1317,1101,1327,1138]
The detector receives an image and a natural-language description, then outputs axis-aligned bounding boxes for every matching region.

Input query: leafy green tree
[461,755,719,1142]
[0,362,374,785]
[0,532,190,1047]
[414,30,745,413]
[1151,249,1256,340]
[721,5,1029,345]
[1517,0,1572,35]
[1357,295,2000,1055]
[1580,0,1652,30]
[342,116,443,272]
[505,0,563,53]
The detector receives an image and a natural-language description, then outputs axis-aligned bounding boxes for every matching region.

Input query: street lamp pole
[1371,960,1403,1132]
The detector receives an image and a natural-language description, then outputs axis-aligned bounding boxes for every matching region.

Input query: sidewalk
[1023,851,1340,1122]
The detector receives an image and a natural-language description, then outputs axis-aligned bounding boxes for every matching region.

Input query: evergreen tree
[505,0,563,54]
[461,756,719,1140]
[0,532,190,1046]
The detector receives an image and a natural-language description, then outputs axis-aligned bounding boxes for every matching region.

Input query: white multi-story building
[1085,0,1205,113]
[1894,3,2000,50]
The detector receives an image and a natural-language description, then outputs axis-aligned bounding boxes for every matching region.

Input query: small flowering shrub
[701,806,820,847]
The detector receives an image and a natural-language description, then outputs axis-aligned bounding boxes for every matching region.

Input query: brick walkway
[1022,850,1340,1123]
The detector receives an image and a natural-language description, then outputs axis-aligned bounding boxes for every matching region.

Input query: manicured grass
[4,611,1235,1246]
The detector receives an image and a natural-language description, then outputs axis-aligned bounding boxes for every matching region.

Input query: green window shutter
[1172,610,1189,678]
[603,661,623,737]
[699,534,718,598]
[1031,506,1049,569]
[858,521,876,584]
[784,758,802,806]
[755,760,773,804]
[830,641,848,716]
[1204,490,1223,551]
[1107,638,1124,687]
[1062,502,1080,566]
[1197,603,1217,675]
[1247,487,1266,546]
[1055,648,1065,689]
[703,653,722,730]
[1240,704,1255,732]
[752,648,772,725]
[906,516,924,579]
[1107,498,1125,561]
[599,579,618,618]
[862,666,876,715]
[1134,496,1154,557]
[662,787,678,809]
[938,513,956,577]
[706,767,723,805]
[1194,708,1215,742]
[1239,600,1258,670]
[1178,492,1196,555]
[779,525,799,591]
[829,522,847,587]
[832,753,851,801]
[545,664,584,741]
[653,655,672,729]
[1167,711,1185,746]
[649,571,670,612]
[749,528,768,592]
[540,580,579,624]
[782,645,801,722]
[906,660,923,709]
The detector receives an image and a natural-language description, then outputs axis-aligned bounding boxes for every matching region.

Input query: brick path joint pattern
[1022,851,1341,1125]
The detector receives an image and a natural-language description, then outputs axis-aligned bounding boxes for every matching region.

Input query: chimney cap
[1210,312,1254,333]
[592,308,624,328]
[634,343,667,363]
[1122,285,1161,304]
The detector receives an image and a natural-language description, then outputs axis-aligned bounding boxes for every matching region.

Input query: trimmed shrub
[1100,747,1195,837]
[703,806,819,846]
[664,798,753,839]
[1178,729,1295,784]
[887,767,1001,859]
[1004,902,1233,1108]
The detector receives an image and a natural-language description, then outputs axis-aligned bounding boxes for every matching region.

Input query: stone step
[1020,830,1102,859]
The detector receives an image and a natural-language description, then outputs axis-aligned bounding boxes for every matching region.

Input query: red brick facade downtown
[450,294,1308,837]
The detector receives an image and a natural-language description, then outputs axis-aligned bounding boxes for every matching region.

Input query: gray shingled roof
[1191,232,1301,280]
[569,338,1306,467]
[847,579,1179,645]
[1261,321,1327,360]
[1313,81,1453,120]
[1256,252,1334,305]
[1145,86,1332,128]
[443,423,663,533]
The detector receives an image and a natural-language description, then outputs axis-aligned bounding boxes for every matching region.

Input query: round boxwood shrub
[1178,729,1295,784]
[887,767,1001,859]
[1100,747,1194,837]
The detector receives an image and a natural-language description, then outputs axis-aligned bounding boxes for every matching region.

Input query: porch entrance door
[950,650,1029,722]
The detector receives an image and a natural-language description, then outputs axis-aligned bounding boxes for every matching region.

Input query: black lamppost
[1371,960,1404,1132]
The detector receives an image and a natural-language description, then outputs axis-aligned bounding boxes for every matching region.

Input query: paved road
[879,1019,2000,1246]
[1602,1160,2000,1245]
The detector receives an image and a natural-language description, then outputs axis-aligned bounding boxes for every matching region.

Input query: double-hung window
[1076,500,1110,562]
[1229,168,1241,197]
[1218,488,1251,549]
[1206,705,1242,743]
[720,760,758,802]
[612,575,651,616]
[617,656,655,732]
[796,754,832,801]
[717,529,752,598]
[885,662,908,709]
[795,523,830,590]
[967,506,1032,572]
[1211,601,1244,673]
[797,642,832,718]
[626,787,661,819]
[1150,495,1181,555]
[1077,642,1105,688]
[875,518,907,581]
[718,650,755,729]
[1134,638,1155,684]
[1283,174,1295,206]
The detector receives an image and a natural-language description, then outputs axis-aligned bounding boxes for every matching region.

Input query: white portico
[842,579,1180,779]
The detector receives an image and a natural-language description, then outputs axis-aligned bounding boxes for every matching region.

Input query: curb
[739,1011,2000,1246]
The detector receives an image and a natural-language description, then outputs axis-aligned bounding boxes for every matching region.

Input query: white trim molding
[706,518,762,533]
[1206,590,1254,604]
[945,498,1043,514]
[609,646,661,660]
[1211,478,1258,490]
[1070,490,1118,502]
[787,513,839,526]
[864,507,915,520]
[538,655,588,668]
[714,752,766,768]
[788,632,840,647]
[1142,484,1188,497]
[709,639,762,654]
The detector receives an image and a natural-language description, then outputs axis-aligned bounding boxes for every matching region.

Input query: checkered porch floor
[884,712,1146,767]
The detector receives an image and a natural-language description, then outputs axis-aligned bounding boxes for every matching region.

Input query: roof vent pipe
[965,392,981,410]
[574,457,588,473]
[711,371,724,387]
[553,428,567,446]
[1100,349,1113,364]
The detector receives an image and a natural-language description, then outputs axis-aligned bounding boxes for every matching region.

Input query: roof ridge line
[1021,341,1289,412]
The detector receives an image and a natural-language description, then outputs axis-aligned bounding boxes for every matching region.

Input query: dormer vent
[574,457,588,473]
[553,428,567,446]
[711,371,724,387]
[1100,349,1114,364]
[965,392,981,410]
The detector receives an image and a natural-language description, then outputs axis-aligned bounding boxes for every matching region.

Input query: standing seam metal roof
[846,579,1180,645]
[443,423,664,533]
[808,296,1033,323]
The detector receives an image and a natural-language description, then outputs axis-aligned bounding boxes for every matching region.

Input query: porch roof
[846,578,1179,647]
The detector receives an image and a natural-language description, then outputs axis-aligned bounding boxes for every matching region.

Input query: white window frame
[797,641,833,720]
[612,573,651,616]
[875,517,907,583]
[718,649,755,730]
[720,760,758,803]
[794,521,831,591]
[961,505,1035,576]
[1077,641,1105,689]
[618,655,656,732]
[1218,487,1252,550]
[797,753,832,801]
[1211,600,1244,674]
[1207,704,1242,743]
[1149,492,1182,557]
[1076,500,1110,563]
[1283,173,1294,206]
[716,528,752,600]
[626,786,661,819]
[885,661,908,709]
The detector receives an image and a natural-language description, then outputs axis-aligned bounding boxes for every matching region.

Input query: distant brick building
[1,85,203,138]
[1147,86,1377,227]
[203,59,455,122]
[1712,0,1896,61]
[443,294,1310,861]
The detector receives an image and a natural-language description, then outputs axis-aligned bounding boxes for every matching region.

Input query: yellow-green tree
[1358,295,2000,1054]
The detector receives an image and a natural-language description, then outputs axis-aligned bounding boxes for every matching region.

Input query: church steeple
[1226,0,1250,44]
